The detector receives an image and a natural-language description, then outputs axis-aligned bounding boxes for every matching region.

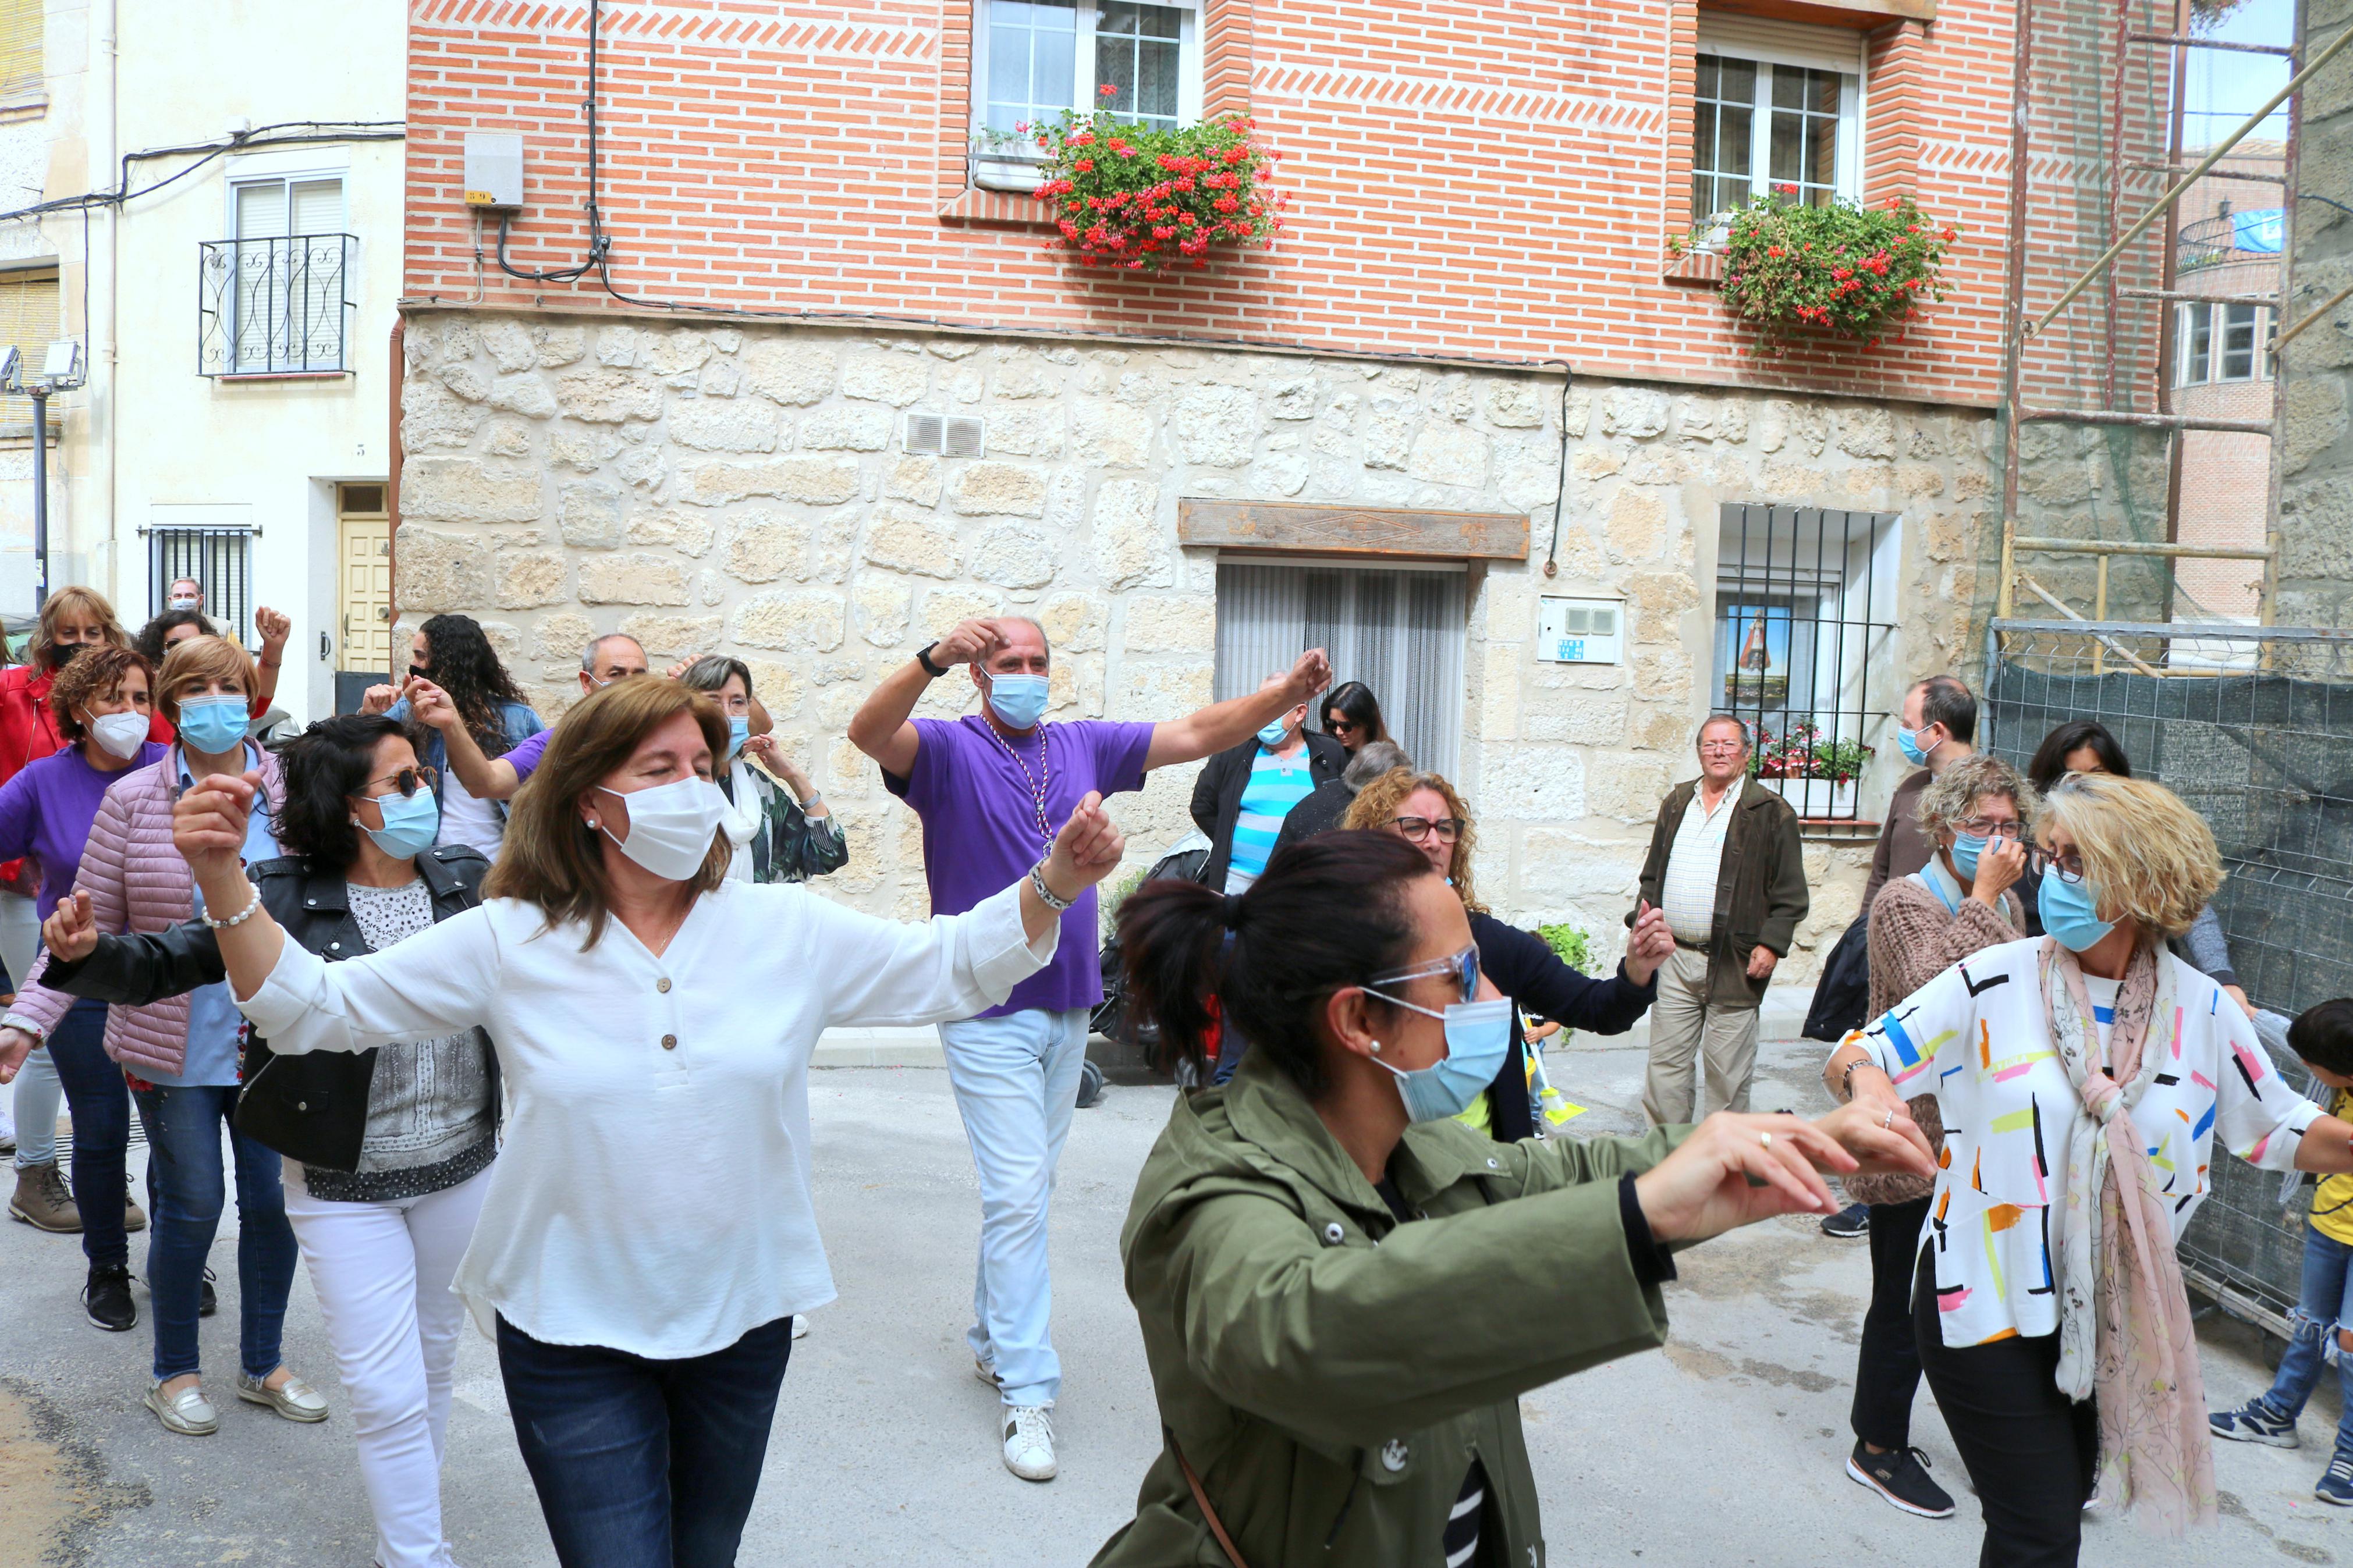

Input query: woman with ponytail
[1092,830,1935,1568]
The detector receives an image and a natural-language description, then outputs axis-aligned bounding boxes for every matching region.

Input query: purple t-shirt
[506,727,553,781]
[886,715,1154,1018]
[0,742,170,921]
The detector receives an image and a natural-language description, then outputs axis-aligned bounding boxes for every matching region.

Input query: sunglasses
[1366,943,1483,1007]
[1389,815,1465,845]
[350,764,438,801]
[2024,845,2086,885]
[1326,718,1360,734]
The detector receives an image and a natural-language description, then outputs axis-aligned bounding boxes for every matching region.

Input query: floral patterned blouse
[1846,936,2316,1348]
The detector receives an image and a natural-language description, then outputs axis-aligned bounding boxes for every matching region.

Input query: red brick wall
[406,0,2017,405]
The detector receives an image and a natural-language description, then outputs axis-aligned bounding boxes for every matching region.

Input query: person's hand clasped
[174,770,264,881]
[360,683,400,716]
[254,606,293,651]
[1280,647,1333,708]
[40,890,97,965]
[1044,791,1126,897]
[0,1025,36,1085]
[1624,901,1674,986]
[406,679,462,733]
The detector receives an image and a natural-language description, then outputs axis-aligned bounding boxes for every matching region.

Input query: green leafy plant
[1536,923,1593,972]
[1690,192,1957,354]
[1016,86,1285,273]
[1100,865,1149,942]
[1751,723,1875,784]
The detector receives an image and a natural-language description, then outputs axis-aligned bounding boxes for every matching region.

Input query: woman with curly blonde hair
[1827,770,2353,1562]
[1341,769,1673,1140]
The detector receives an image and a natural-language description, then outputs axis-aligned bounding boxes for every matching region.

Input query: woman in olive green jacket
[1095,832,1933,1568]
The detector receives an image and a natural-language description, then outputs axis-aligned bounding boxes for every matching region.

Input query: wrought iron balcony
[2177,209,2284,275]
[198,234,355,377]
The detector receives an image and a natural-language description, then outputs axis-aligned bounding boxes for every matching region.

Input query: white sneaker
[790,1314,810,1341]
[1002,1404,1056,1482]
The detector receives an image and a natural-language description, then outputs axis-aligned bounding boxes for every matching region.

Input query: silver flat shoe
[236,1370,329,1422]
[144,1379,218,1435]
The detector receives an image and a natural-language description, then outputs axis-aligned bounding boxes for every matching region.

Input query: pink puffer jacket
[12,748,285,1078]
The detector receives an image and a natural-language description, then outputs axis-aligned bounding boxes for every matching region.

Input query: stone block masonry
[398,313,1990,983]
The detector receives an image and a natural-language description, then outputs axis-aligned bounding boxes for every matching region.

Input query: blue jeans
[45,998,129,1269]
[132,1083,297,1382]
[2254,1224,2353,1460]
[938,1006,1088,1408]
[498,1314,792,1568]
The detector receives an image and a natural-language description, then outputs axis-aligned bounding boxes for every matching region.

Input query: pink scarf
[2039,938,2216,1534]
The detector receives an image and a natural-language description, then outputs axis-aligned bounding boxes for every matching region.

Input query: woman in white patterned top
[38,713,499,1568]
[1825,771,2353,1565]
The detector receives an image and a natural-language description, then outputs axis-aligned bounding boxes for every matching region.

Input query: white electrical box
[463,132,525,209]
[1536,596,1623,664]
[904,413,985,456]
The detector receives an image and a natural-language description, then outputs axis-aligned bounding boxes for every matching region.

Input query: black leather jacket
[42,845,495,1172]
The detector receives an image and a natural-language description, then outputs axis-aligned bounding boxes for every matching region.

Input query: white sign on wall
[1536,596,1623,665]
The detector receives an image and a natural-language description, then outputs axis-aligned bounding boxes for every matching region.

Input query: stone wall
[2280,0,2353,640]
[396,311,1993,980]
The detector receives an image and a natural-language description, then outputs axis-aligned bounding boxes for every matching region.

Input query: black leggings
[1911,1251,2097,1568]
[1849,1196,1932,1450]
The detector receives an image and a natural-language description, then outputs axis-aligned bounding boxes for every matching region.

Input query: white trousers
[284,1165,491,1568]
[0,890,60,1167]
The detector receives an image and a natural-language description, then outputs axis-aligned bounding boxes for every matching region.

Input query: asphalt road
[0,1039,2343,1567]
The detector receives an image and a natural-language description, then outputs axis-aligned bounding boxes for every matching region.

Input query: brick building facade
[395,0,2014,976]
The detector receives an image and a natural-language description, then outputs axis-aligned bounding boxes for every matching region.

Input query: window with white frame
[1689,14,1862,222]
[2177,300,2269,385]
[971,1,1201,190]
[218,175,349,374]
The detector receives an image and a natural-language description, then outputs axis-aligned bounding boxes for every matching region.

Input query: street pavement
[0,1036,2343,1567]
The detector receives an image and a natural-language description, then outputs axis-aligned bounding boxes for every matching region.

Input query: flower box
[1758,777,1858,820]
[1670,192,1957,355]
[1016,88,1284,273]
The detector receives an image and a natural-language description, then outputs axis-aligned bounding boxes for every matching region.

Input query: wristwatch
[915,642,948,679]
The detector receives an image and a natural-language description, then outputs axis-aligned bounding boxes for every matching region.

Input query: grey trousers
[1642,945,1761,1126]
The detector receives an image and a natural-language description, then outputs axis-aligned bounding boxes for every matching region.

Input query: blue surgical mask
[360,788,441,860]
[177,695,249,756]
[1361,995,1513,1122]
[1950,832,1986,881]
[726,715,750,758]
[2038,873,2115,952]
[986,671,1050,731]
[1257,717,1290,748]
[1896,724,1935,767]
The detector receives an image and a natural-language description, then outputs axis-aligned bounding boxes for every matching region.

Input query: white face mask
[595,776,728,881]
[87,709,150,760]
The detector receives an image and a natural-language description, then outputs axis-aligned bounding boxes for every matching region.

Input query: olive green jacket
[1091,1053,1689,1568]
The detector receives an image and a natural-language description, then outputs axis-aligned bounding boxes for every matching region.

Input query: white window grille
[1213,559,1465,777]
[971,1,1202,191]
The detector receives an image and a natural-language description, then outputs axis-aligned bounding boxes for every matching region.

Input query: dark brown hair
[48,645,154,744]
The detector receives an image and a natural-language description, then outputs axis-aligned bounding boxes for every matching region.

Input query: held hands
[174,770,264,881]
[1623,901,1674,986]
[1744,945,1779,980]
[1042,791,1126,899]
[1633,1106,1935,1245]
[40,890,96,965]
[1972,835,2028,902]
[932,618,1007,669]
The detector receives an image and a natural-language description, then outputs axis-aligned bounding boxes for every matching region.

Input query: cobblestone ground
[0,1041,2334,1567]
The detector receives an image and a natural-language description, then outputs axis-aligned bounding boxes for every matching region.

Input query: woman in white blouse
[167,675,1126,1568]
[1826,770,2353,1566]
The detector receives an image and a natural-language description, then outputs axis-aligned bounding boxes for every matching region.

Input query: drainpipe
[95,0,118,599]
[386,315,402,682]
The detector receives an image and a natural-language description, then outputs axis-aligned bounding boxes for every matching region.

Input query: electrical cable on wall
[0,122,406,227]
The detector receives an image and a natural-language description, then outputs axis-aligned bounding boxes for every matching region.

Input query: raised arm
[1143,648,1330,772]
[36,890,226,1007]
[848,618,1003,780]
[252,606,291,714]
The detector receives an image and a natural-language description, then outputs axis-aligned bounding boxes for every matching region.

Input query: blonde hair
[1342,768,1485,913]
[155,635,256,724]
[2038,770,2220,938]
[1916,752,2040,840]
[484,675,732,947]
[28,586,129,669]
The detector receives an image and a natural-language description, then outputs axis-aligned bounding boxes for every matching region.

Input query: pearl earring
[1368,1040,1382,1054]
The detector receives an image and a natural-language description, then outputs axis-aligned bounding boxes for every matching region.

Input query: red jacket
[0,664,173,886]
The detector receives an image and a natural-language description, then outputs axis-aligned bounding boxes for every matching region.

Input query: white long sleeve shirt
[237,877,1055,1358]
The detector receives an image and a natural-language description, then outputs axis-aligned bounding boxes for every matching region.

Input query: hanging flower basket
[1018,87,1285,273]
[1672,191,1957,354]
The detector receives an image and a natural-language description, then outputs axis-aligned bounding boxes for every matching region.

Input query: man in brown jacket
[1630,714,1808,1125]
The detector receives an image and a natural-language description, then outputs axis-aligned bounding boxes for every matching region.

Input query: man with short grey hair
[424,632,653,803]
[1630,713,1808,1125]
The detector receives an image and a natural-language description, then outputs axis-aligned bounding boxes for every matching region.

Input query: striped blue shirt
[1223,746,1318,894]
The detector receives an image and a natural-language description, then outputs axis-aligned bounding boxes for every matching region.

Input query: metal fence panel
[1985,620,2353,1333]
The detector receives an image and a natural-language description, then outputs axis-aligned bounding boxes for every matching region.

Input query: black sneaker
[1820,1203,1871,1239]
[1846,1441,1955,1519]
[83,1264,136,1332]
[198,1268,217,1319]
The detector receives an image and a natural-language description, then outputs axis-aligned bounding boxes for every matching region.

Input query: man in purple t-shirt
[853,616,1328,1482]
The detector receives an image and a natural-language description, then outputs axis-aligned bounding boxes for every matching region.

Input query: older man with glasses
[1630,714,1808,1126]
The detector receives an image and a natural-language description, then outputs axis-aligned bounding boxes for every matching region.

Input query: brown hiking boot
[123,1185,145,1233]
[9,1160,80,1232]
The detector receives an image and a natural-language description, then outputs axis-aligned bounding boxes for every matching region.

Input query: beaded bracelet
[1028,861,1074,913]
[201,882,264,930]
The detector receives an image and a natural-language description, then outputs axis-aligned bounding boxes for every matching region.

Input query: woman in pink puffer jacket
[10,636,326,1439]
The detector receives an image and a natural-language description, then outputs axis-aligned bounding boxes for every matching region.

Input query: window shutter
[236,180,289,240]
[0,1,41,99]
[0,271,58,422]
[1695,12,1866,74]
[291,178,345,237]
